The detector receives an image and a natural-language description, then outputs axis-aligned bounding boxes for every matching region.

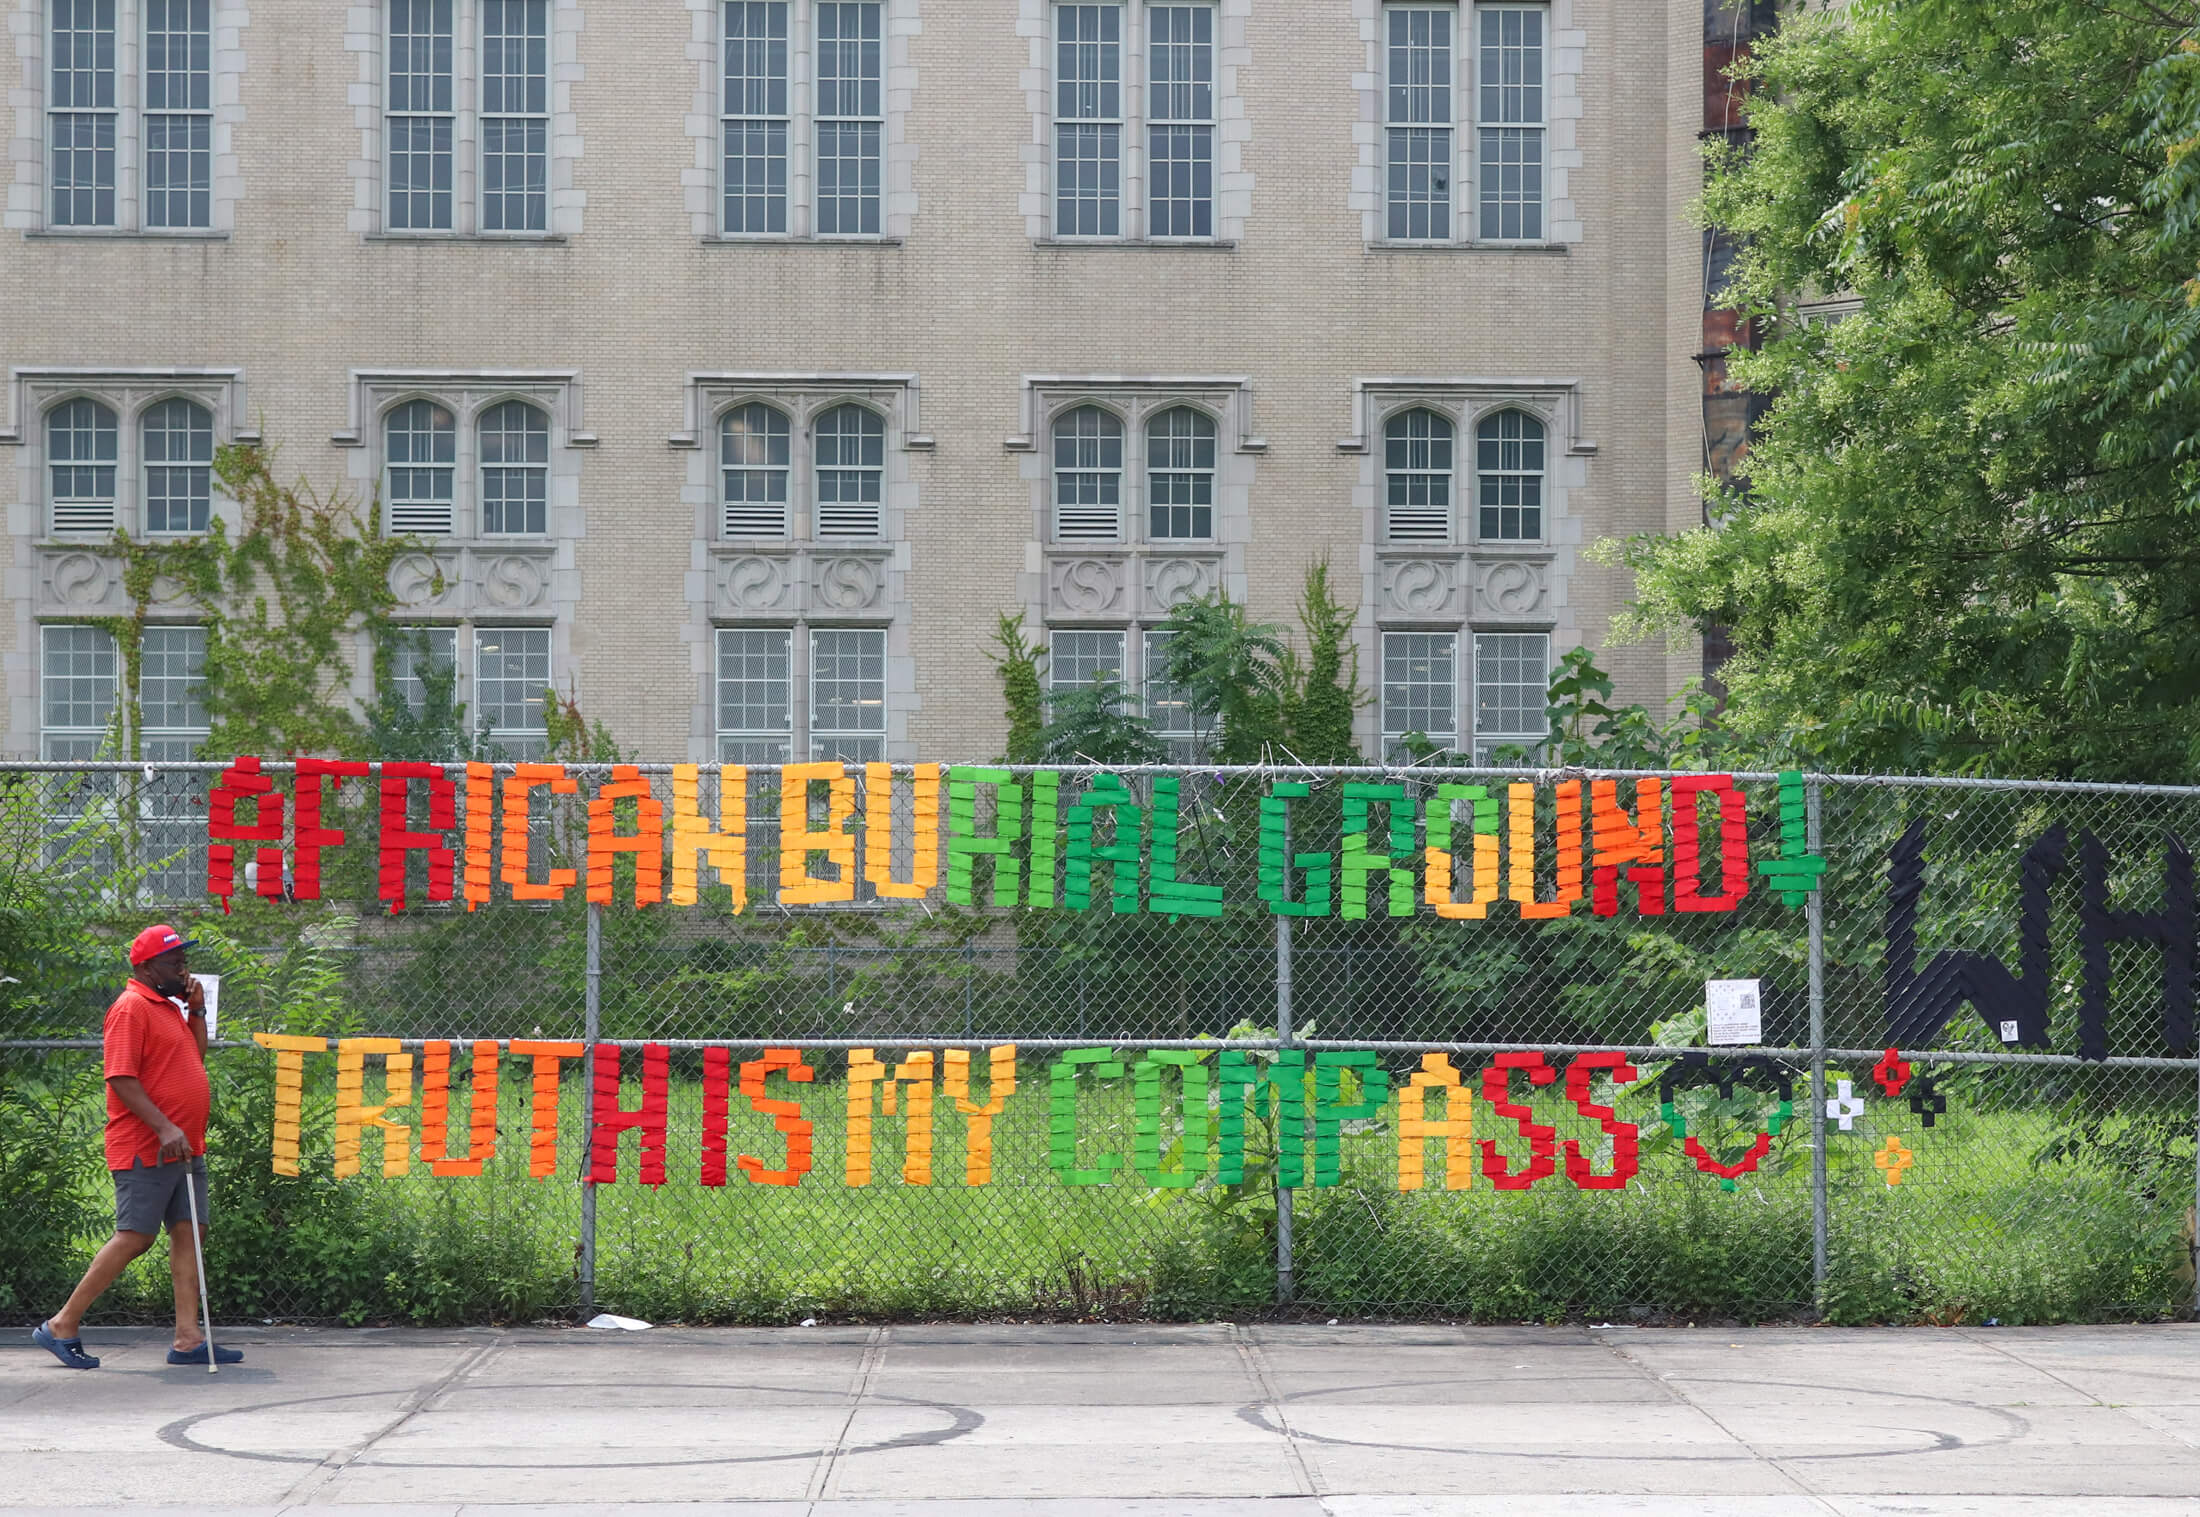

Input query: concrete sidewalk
[3,1322,2197,1515]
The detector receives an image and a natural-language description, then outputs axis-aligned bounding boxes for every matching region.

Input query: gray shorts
[113,1155,209,1235]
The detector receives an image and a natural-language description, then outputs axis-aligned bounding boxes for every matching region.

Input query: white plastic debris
[801,1317,819,1327]
[586,1313,651,1331]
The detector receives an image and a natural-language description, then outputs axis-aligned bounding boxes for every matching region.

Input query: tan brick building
[2,0,1704,764]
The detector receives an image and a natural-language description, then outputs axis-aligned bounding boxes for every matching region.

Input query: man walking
[31,925,242,1368]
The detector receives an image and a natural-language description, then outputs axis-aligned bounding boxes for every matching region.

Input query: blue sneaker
[167,1341,244,1365]
[32,1321,99,1370]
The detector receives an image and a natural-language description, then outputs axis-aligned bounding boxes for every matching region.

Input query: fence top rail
[3,759,2199,800]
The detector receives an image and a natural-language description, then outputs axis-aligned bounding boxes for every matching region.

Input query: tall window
[49,0,117,228]
[1142,627,1199,759]
[475,625,550,758]
[481,0,549,233]
[1383,4,1451,241]
[809,628,885,761]
[1146,407,1214,541]
[720,403,792,537]
[479,401,549,535]
[1475,409,1544,541]
[1055,4,1122,237]
[1383,408,1454,543]
[40,625,119,759]
[1473,630,1547,760]
[1052,406,1124,541]
[47,398,118,534]
[816,1,882,235]
[145,0,212,229]
[137,624,207,761]
[387,626,459,714]
[387,0,455,231]
[813,404,884,538]
[1381,631,1457,760]
[1049,629,1126,692]
[1476,4,1544,241]
[142,398,213,534]
[385,400,457,535]
[720,0,885,238]
[717,627,793,762]
[1146,4,1213,239]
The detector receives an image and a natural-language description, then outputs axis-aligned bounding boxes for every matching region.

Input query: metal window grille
[136,625,208,896]
[388,0,455,231]
[717,626,794,764]
[38,624,118,757]
[49,0,117,228]
[1475,3,1543,241]
[1383,407,1453,543]
[816,1,883,236]
[1053,405,1124,541]
[387,625,459,715]
[1055,3,1122,237]
[1048,628,1125,691]
[1142,628,1200,760]
[46,398,118,534]
[474,625,551,759]
[1384,4,1452,241]
[720,403,792,538]
[1474,408,1543,541]
[1472,629,1546,760]
[1146,406,1214,541]
[721,0,790,234]
[808,627,885,761]
[144,0,212,230]
[1381,629,1458,758]
[813,404,884,539]
[385,399,457,535]
[479,400,549,536]
[142,397,213,535]
[1147,3,1212,239]
[481,0,549,233]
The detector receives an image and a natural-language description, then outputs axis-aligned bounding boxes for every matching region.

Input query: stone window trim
[330,370,589,552]
[1349,0,1584,250]
[682,0,920,244]
[345,0,587,241]
[1004,374,1263,454]
[1337,376,1591,457]
[1,366,253,540]
[1017,0,1252,247]
[4,0,249,237]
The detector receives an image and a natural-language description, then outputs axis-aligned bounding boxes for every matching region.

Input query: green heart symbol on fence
[1656,1054,1795,1192]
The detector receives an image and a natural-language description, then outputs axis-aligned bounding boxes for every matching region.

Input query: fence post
[1807,776,1829,1317]
[2192,1058,2199,1319]
[1274,909,1295,1307]
[579,901,602,1320]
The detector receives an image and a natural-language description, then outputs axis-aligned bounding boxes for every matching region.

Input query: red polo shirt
[102,978,209,1170]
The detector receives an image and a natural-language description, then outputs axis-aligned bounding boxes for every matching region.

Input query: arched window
[1475,409,1545,541]
[142,398,214,534]
[813,403,884,538]
[47,398,118,534]
[1383,407,1453,543]
[1052,405,1123,542]
[479,400,549,535]
[385,400,456,535]
[720,402,792,538]
[1146,406,1215,541]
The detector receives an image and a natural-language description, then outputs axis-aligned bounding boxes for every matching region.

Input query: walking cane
[181,1160,217,1376]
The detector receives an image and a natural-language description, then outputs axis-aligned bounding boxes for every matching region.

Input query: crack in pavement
[274,1332,505,1504]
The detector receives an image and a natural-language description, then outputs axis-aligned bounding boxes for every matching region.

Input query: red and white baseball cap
[128,924,198,966]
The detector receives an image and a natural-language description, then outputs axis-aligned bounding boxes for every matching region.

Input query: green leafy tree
[1615,0,2200,780]
[1279,560,1364,763]
[990,613,1047,763]
[364,629,478,762]
[1039,675,1169,764]
[1160,594,1289,762]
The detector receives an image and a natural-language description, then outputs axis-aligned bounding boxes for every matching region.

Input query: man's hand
[183,975,205,1017]
[155,1119,191,1162]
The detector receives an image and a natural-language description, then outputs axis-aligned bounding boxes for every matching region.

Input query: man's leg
[49,1230,156,1339]
[168,1221,204,1353]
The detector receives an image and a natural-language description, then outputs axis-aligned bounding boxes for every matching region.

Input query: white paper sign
[1705,978,1762,1046]
[186,973,219,1040]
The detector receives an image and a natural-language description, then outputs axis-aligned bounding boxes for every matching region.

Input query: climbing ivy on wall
[89,443,413,760]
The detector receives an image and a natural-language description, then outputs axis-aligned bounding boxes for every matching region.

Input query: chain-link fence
[1,762,2195,1327]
